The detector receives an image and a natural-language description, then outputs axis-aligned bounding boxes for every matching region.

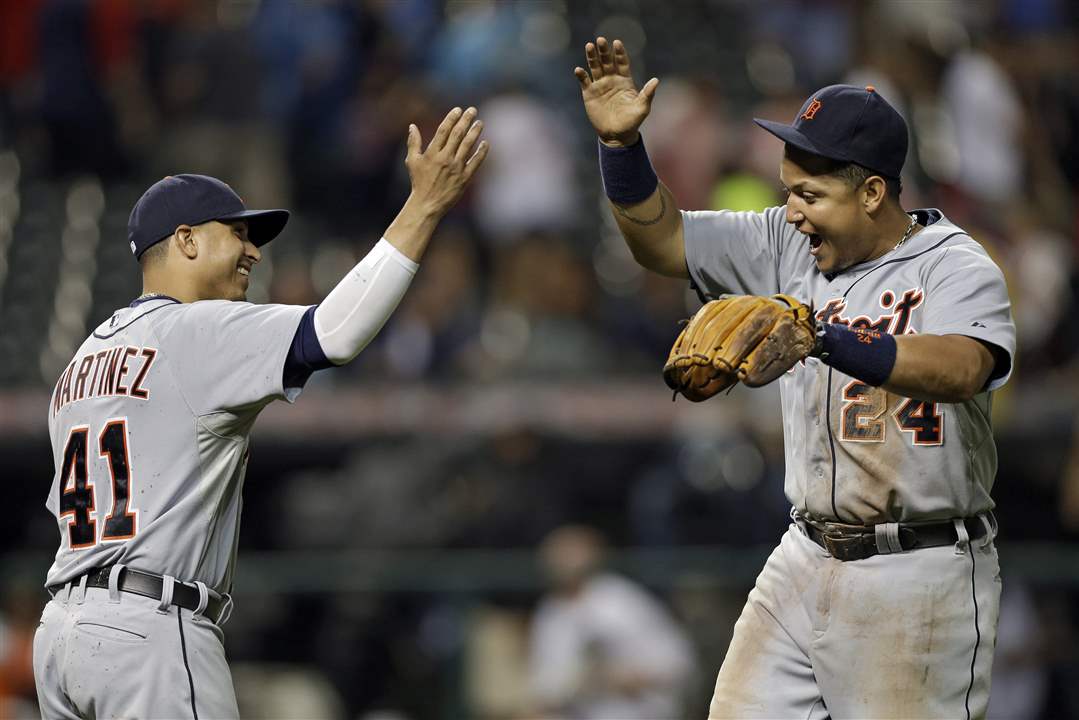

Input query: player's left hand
[664,294,817,401]
[405,106,489,218]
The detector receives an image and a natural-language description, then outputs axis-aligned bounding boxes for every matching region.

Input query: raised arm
[309,107,489,366]
[575,37,687,279]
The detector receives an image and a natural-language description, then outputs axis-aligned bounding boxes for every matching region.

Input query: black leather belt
[49,566,227,622]
[801,516,990,562]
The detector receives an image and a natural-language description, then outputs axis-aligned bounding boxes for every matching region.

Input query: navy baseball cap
[127,174,289,259]
[754,85,908,180]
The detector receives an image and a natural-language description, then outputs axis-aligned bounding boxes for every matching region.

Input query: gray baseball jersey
[683,206,1015,524]
[44,296,307,594]
[684,206,1015,719]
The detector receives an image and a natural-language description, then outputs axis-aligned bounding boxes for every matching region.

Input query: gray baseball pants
[34,578,238,719]
[710,522,1001,719]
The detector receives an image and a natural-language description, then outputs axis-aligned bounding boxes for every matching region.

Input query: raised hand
[384,106,489,261]
[405,106,489,218]
[574,37,659,147]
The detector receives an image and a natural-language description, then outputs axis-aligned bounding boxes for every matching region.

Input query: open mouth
[238,267,250,276]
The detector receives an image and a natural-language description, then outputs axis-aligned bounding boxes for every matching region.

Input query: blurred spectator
[738,95,801,188]
[628,422,790,548]
[644,78,726,212]
[427,2,573,101]
[232,663,345,719]
[279,439,467,550]
[473,93,579,242]
[278,430,561,552]
[251,0,369,220]
[1002,209,1072,360]
[526,525,695,719]
[37,0,135,178]
[748,0,853,88]
[426,2,518,99]
[941,41,1023,204]
[147,2,287,209]
[467,603,532,720]
[369,0,441,64]
[480,231,612,378]
[0,0,41,149]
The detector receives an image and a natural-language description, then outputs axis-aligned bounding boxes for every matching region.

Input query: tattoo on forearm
[614,190,666,226]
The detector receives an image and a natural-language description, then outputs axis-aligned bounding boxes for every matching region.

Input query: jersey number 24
[841,381,943,445]
[59,419,138,549]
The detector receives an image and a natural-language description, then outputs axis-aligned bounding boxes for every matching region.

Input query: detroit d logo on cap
[801,98,822,120]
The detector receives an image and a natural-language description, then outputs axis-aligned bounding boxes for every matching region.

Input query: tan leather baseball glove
[663,294,817,401]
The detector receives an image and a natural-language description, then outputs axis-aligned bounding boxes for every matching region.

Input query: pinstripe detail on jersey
[964,549,980,720]
[839,233,964,298]
[178,610,199,719]
[825,367,840,518]
[93,300,180,340]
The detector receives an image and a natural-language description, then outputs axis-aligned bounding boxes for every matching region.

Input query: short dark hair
[785,144,902,200]
[831,162,902,200]
[138,237,170,270]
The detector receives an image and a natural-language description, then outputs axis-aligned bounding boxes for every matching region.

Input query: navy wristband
[598,136,658,205]
[814,323,897,387]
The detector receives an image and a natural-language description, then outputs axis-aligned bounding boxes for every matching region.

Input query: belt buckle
[822,533,869,561]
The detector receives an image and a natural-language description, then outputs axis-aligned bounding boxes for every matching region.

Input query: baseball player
[576,37,1015,718]
[33,106,488,719]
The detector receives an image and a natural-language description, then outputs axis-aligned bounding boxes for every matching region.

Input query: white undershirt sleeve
[313,238,419,364]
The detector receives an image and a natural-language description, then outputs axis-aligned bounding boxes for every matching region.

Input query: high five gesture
[576,37,685,278]
[574,37,659,147]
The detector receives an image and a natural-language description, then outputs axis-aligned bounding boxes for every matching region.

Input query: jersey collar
[911,208,943,227]
[129,293,181,307]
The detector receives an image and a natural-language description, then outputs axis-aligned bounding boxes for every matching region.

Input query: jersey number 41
[58,419,138,549]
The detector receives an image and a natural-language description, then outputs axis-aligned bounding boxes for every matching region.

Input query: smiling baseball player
[576,38,1015,718]
[33,107,487,719]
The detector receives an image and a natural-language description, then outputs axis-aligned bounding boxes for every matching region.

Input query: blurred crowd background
[1,0,1078,718]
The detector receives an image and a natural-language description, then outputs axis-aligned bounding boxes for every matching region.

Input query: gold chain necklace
[893,213,918,251]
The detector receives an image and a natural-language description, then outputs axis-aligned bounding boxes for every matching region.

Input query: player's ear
[174,225,198,260]
[861,175,887,214]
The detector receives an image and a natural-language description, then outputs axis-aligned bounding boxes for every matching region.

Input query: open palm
[574,37,659,147]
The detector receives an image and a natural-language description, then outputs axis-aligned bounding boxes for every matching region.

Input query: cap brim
[753,119,851,164]
[216,208,290,247]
